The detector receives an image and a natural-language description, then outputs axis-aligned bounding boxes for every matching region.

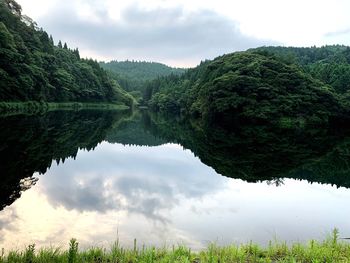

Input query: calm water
[0,110,350,250]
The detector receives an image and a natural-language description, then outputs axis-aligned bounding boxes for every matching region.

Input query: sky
[16,0,350,67]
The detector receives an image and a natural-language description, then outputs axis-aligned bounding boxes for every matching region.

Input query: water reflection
[0,110,128,209]
[0,110,350,249]
[1,142,349,250]
[141,113,350,187]
[39,143,223,220]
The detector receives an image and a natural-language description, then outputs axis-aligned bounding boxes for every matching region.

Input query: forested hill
[144,50,347,127]
[100,60,186,92]
[0,0,134,106]
[252,45,349,65]
[252,45,350,95]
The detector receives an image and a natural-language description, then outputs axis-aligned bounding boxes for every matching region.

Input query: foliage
[253,45,350,96]
[144,51,345,127]
[0,0,134,107]
[1,232,350,262]
[68,239,79,263]
[100,60,186,103]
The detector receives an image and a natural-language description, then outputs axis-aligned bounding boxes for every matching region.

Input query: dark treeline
[139,112,350,188]
[100,60,185,103]
[0,110,131,210]
[143,50,347,128]
[99,111,350,187]
[0,0,134,106]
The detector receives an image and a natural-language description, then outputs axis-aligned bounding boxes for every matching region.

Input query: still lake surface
[0,110,350,250]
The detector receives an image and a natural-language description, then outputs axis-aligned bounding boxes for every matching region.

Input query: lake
[0,110,350,250]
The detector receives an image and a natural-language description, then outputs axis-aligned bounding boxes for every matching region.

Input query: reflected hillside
[289,139,350,187]
[140,112,350,188]
[106,111,166,146]
[0,110,131,210]
[2,109,350,211]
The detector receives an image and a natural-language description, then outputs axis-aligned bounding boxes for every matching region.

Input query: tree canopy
[0,0,134,107]
[144,51,346,128]
[252,45,350,96]
[100,60,186,103]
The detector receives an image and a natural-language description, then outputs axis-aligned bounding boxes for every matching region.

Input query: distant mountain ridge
[100,60,186,96]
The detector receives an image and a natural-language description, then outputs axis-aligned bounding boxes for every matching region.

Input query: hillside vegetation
[144,51,346,127]
[2,0,350,128]
[0,0,134,107]
[100,60,185,96]
[100,60,185,103]
[253,45,350,95]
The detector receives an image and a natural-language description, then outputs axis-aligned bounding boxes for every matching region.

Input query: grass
[0,101,130,115]
[1,230,350,262]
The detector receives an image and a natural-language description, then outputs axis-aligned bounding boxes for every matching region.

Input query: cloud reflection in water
[1,142,350,250]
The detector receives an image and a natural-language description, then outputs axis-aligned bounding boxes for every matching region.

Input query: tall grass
[1,230,349,262]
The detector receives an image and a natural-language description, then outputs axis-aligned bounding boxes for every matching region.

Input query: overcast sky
[16,0,350,67]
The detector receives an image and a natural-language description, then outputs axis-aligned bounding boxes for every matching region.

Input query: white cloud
[16,0,350,66]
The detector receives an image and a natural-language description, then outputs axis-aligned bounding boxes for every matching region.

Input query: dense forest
[0,0,134,106]
[143,50,348,128]
[100,60,185,103]
[100,60,185,91]
[252,45,350,96]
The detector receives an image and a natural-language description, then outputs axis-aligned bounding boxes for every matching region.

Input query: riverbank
[1,232,349,262]
[0,101,130,116]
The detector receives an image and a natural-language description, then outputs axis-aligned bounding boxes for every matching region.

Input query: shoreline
[0,101,131,116]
